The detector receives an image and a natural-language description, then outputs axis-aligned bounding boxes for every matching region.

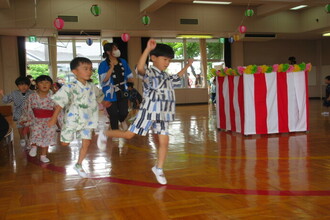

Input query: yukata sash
[32,108,54,118]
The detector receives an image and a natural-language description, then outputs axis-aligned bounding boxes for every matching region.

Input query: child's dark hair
[35,75,53,84]
[103,43,118,59]
[70,57,92,71]
[325,75,330,81]
[150,44,174,59]
[15,76,30,86]
[103,43,118,66]
[127,82,134,88]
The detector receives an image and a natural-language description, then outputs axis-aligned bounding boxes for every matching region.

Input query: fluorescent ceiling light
[290,5,307,10]
[193,1,232,5]
[323,32,330,37]
[176,34,213,39]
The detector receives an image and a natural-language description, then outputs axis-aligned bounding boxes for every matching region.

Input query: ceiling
[142,0,328,16]
[0,0,328,14]
[0,0,329,39]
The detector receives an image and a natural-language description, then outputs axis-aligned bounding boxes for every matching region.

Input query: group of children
[0,39,194,184]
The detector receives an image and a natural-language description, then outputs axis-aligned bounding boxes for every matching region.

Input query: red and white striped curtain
[216,71,309,135]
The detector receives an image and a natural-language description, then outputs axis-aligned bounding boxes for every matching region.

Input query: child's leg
[40,146,50,163]
[156,134,169,169]
[77,139,91,165]
[18,127,24,139]
[40,146,48,156]
[60,142,70,147]
[104,130,135,139]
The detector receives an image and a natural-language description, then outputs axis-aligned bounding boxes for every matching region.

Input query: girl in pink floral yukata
[20,75,57,163]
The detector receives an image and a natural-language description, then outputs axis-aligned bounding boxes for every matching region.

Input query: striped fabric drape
[216,71,309,135]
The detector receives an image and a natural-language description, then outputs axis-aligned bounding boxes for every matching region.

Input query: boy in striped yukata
[98,39,193,184]
[0,76,34,147]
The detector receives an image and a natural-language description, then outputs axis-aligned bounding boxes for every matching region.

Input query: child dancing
[98,39,193,184]
[0,76,34,146]
[20,75,56,163]
[48,57,105,178]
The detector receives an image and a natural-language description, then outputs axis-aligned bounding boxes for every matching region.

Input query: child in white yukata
[98,39,193,184]
[0,76,34,147]
[48,57,105,178]
[20,75,56,163]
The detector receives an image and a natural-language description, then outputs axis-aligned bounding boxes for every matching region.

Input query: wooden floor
[1,100,330,219]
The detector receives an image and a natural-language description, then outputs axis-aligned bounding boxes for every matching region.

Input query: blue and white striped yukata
[128,65,181,136]
[2,90,34,127]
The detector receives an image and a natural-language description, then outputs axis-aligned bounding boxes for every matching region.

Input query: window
[206,39,224,84]
[152,38,224,89]
[56,39,105,84]
[186,39,202,88]
[26,37,50,78]
[154,38,203,88]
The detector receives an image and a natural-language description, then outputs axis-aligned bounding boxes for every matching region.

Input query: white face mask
[112,49,121,57]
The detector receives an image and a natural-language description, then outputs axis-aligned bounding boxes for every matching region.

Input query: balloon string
[234,0,252,36]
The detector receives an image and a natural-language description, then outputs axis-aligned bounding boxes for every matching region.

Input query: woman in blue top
[98,42,133,130]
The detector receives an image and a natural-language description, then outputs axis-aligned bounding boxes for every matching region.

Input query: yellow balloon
[102,40,109,46]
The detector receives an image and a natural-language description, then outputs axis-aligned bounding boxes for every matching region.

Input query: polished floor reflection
[1,100,330,219]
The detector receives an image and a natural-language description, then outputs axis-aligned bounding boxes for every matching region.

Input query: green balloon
[91,4,101,16]
[142,16,150,25]
[245,9,254,17]
[325,4,330,13]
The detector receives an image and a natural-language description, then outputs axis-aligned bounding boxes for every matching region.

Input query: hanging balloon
[102,40,109,46]
[239,25,247,34]
[325,4,330,13]
[86,38,93,46]
[121,33,130,42]
[142,15,151,25]
[233,34,240,41]
[219,38,225,43]
[53,18,64,30]
[91,4,101,16]
[245,9,254,17]
[228,37,234,43]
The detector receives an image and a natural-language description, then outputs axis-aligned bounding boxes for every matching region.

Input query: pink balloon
[239,25,246,34]
[54,18,64,30]
[121,33,130,42]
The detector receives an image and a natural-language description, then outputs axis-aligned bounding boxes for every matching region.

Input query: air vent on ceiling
[58,30,101,36]
[241,33,276,41]
[58,15,78,22]
[180,19,198,25]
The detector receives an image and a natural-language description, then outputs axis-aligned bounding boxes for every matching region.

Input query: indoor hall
[1,0,330,219]
[0,100,330,219]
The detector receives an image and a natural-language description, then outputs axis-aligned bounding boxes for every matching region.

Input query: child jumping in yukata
[98,39,193,184]
[48,57,105,178]
[20,75,56,163]
[0,76,34,147]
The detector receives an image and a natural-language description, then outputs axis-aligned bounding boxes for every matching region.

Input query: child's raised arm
[136,39,157,75]
[177,58,194,77]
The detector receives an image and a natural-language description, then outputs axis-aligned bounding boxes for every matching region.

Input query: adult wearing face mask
[98,41,133,131]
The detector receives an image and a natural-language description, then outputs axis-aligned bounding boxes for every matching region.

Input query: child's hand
[187,58,194,66]
[47,118,56,128]
[102,100,112,108]
[0,89,4,96]
[147,39,157,50]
